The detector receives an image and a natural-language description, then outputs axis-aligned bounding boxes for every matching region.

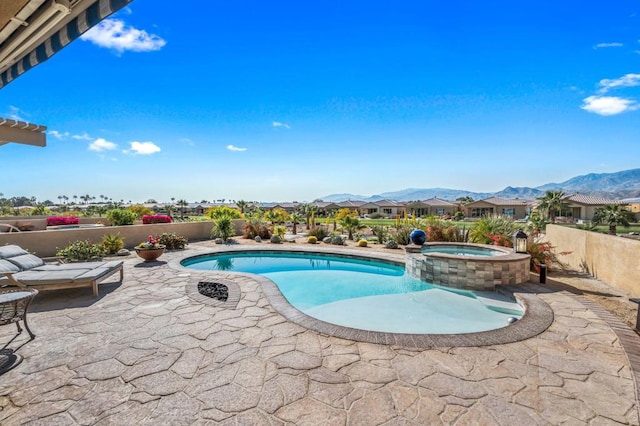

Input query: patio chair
[0,245,123,297]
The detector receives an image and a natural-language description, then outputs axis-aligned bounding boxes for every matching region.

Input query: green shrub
[370,225,389,245]
[357,239,368,247]
[207,206,242,220]
[211,216,236,242]
[101,233,124,254]
[273,225,286,239]
[158,232,188,249]
[368,212,385,219]
[393,225,413,245]
[57,240,106,262]
[106,208,137,226]
[308,226,329,240]
[128,204,153,218]
[307,236,318,244]
[469,214,516,245]
[528,240,568,272]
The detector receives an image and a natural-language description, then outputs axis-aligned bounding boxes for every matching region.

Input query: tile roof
[563,194,623,205]
[421,198,456,206]
[471,197,529,206]
[336,200,366,208]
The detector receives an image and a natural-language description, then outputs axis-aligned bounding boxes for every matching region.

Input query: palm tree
[536,190,569,223]
[592,204,635,235]
[264,210,278,227]
[290,212,304,235]
[177,199,189,219]
[300,204,318,230]
[339,216,366,240]
[236,200,248,214]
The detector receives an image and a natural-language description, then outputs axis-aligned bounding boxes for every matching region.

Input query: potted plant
[134,234,166,262]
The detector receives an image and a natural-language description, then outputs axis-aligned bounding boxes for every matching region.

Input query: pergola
[0,0,132,147]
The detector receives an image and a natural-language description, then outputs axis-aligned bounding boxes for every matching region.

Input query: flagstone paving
[0,242,639,425]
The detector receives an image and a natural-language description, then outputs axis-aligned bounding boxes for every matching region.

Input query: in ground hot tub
[405,242,531,291]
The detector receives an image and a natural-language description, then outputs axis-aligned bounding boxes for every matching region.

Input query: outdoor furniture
[0,245,123,297]
[0,288,38,339]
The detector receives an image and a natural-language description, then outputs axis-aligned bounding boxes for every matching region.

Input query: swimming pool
[422,245,506,257]
[182,250,524,334]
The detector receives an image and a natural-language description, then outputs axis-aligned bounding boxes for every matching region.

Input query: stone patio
[0,241,638,425]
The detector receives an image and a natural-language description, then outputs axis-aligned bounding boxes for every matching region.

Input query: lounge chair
[0,245,123,297]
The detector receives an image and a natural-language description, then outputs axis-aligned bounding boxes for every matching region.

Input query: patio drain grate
[197,281,228,302]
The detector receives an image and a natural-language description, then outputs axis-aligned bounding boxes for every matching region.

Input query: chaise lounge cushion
[0,259,20,273]
[0,245,124,296]
[0,245,30,259]
[0,245,45,270]
[6,253,46,270]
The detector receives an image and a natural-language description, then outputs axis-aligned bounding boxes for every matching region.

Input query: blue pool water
[183,251,523,334]
[422,245,505,257]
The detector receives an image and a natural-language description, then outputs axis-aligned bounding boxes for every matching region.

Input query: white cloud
[80,18,166,54]
[7,105,25,121]
[593,42,623,49]
[48,130,70,139]
[272,121,291,129]
[581,96,639,115]
[179,137,195,146]
[598,73,640,93]
[89,138,118,152]
[72,133,93,141]
[226,144,247,152]
[128,141,161,154]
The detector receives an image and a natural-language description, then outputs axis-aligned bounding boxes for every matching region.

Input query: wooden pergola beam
[0,117,46,147]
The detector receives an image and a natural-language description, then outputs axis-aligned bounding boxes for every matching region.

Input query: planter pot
[134,246,165,262]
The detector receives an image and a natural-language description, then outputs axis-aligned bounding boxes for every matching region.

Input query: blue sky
[1,1,639,203]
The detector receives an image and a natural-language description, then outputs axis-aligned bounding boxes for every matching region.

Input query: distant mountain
[536,168,640,192]
[319,193,370,202]
[494,186,544,199]
[319,168,640,202]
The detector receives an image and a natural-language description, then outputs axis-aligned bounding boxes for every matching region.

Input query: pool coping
[169,245,555,348]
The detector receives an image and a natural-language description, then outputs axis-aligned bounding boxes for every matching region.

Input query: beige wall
[0,216,109,231]
[0,220,246,257]
[545,224,640,295]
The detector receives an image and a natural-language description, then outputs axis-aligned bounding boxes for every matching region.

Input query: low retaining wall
[0,216,109,231]
[0,220,245,257]
[545,224,640,295]
[405,243,531,291]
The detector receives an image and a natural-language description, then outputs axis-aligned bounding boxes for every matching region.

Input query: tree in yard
[536,190,569,223]
[176,199,189,219]
[236,200,248,214]
[592,204,635,235]
[290,212,304,235]
[339,216,366,241]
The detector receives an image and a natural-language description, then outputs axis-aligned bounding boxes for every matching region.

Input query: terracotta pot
[134,246,165,262]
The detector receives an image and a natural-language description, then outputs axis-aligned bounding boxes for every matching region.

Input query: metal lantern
[513,229,528,253]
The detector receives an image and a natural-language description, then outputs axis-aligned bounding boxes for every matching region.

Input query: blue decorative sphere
[409,229,427,245]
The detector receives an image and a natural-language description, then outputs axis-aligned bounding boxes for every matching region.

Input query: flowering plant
[47,216,79,226]
[136,234,165,249]
[142,214,172,224]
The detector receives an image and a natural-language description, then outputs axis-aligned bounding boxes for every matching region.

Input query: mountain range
[320,168,640,203]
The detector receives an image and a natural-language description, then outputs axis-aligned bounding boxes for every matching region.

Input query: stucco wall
[0,216,109,231]
[0,220,246,257]
[545,224,640,295]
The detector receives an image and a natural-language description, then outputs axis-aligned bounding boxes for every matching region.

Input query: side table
[0,288,38,339]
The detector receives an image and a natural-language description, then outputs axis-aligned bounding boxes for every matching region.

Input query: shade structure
[0,117,47,147]
[0,0,132,89]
